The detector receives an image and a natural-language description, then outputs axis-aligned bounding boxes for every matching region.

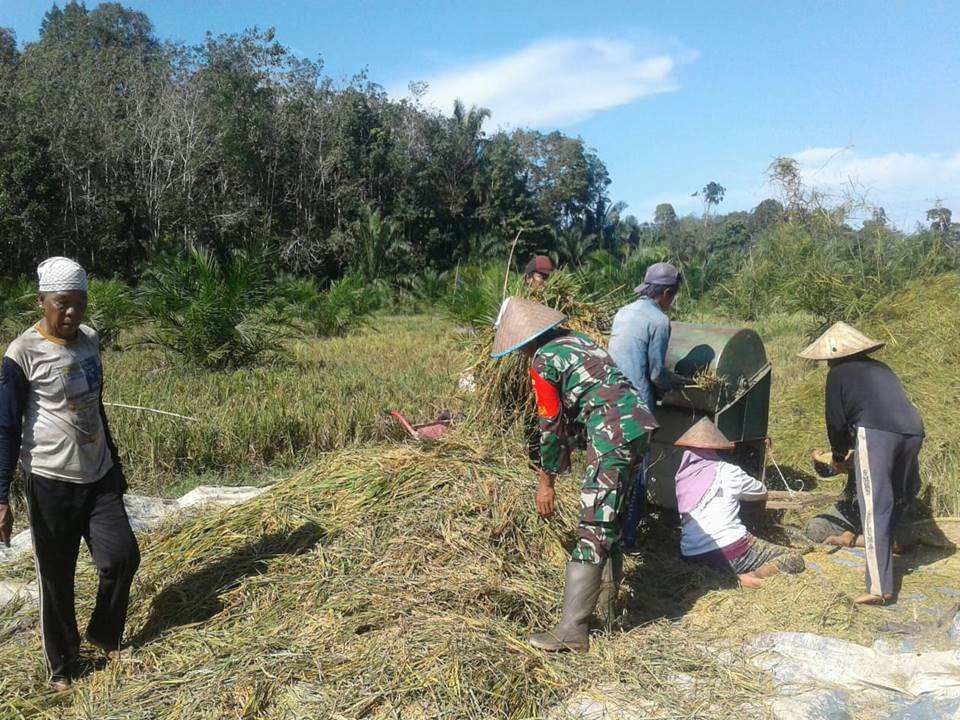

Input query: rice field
[101,314,467,497]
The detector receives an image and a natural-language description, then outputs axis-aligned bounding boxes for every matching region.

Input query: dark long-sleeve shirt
[824,357,924,463]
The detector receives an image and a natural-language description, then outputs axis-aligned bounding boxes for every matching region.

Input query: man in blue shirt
[608,262,690,548]
[609,262,688,410]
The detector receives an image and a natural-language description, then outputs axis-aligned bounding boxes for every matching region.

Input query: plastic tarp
[749,631,960,719]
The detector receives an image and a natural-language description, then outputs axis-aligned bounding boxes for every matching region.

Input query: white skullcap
[37,257,88,293]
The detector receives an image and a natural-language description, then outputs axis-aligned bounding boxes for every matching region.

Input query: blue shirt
[608,297,672,411]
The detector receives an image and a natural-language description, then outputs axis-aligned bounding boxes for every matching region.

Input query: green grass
[102,314,465,496]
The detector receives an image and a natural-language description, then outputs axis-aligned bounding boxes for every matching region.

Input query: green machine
[646,322,772,509]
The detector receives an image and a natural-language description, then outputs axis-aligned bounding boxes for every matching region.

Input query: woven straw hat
[490,297,566,358]
[797,321,885,361]
[675,417,735,450]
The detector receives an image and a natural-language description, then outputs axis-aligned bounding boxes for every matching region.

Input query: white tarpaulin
[749,631,960,719]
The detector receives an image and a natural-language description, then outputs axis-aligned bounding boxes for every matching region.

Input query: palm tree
[351,204,403,281]
[555,226,599,268]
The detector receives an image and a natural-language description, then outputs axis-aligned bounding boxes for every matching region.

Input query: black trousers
[854,427,923,597]
[25,466,140,680]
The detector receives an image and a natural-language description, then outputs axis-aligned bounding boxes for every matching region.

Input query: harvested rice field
[2,276,959,719]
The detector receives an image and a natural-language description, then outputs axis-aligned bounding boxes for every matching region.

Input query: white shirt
[679,461,767,557]
[4,324,113,484]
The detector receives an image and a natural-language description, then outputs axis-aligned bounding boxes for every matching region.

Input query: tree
[554,226,598,268]
[654,203,678,229]
[750,198,784,234]
[927,204,953,233]
[350,204,403,280]
[697,181,725,224]
[0,5,637,283]
[16,1,164,272]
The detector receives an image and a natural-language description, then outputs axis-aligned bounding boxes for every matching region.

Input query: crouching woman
[490,297,657,652]
[675,418,804,588]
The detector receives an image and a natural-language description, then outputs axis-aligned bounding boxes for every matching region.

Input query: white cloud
[393,37,691,129]
[791,147,960,228]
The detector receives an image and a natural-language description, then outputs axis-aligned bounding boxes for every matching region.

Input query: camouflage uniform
[531,331,655,565]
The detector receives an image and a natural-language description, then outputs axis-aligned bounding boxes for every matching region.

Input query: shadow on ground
[619,513,738,629]
[130,521,324,646]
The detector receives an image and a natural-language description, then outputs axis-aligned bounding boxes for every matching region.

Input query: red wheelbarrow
[387,409,453,441]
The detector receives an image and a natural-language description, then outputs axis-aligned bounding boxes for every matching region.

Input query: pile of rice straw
[464,270,621,426]
[3,434,959,718]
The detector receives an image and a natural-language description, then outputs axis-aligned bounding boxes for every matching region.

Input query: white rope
[768,448,804,496]
[102,403,199,423]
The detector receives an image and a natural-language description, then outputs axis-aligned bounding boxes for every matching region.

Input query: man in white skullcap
[0,257,139,690]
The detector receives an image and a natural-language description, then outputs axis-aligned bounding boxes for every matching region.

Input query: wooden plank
[765,491,840,511]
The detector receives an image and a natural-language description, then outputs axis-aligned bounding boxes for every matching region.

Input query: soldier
[491,297,657,652]
[799,321,924,605]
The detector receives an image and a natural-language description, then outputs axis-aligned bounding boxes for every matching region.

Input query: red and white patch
[530,368,561,418]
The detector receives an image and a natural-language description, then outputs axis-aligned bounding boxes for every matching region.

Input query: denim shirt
[608,296,672,411]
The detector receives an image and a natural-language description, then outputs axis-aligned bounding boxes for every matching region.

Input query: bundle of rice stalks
[6,436,960,718]
[692,369,725,393]
[462,269,621,425]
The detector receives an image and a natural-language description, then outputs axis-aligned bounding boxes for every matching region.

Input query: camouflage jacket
[530,331,657,474]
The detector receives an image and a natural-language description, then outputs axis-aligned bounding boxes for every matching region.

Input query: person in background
[675,418,804,588]
[0,257,140,691]
[491,297,657,652]
[608,261,692,546]
[524,255,555,286]
[799,321,923,605]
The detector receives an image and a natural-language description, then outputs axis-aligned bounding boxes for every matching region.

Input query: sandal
[854,592,894,605]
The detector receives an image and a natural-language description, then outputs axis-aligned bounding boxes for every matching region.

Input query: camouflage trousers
[570,437,645,565]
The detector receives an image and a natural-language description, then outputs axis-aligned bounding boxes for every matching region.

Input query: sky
[2,0,959,230]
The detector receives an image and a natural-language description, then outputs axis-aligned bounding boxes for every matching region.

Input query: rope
[767,446,804,496]
[102,403,199,423]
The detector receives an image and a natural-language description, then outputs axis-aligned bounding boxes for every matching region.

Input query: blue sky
[3,0,959,229]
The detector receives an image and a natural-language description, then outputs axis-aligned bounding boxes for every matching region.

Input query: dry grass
[4,435,958,719]
[3,277,960,718]
[466,270,621,426]
[0,440,773,719]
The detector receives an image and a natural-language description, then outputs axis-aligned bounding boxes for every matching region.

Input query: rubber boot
[529,561,603,653]
[597,552,623,631]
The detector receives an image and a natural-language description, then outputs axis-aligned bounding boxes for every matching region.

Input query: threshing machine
[645,322,772,509]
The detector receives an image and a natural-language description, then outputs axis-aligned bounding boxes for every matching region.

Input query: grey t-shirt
[4,324,113,483]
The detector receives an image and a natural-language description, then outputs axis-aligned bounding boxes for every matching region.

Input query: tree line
[1,2,957,298]
[0,2,618,281]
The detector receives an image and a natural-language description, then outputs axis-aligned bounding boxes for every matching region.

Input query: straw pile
[4,435,960,717]
[0,439,772,719]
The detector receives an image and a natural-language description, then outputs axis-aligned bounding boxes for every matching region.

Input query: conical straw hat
[490,297,566,358]
[797,321,885,361]
[675,417,735,450]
